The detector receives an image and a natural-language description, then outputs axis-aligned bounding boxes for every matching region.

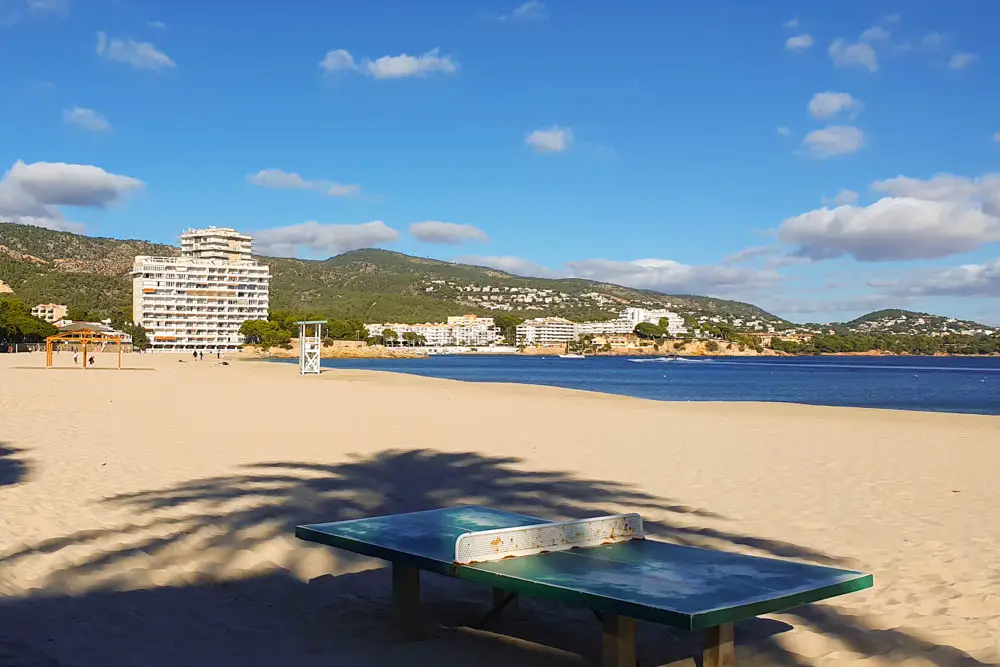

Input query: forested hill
[1,223,996,336]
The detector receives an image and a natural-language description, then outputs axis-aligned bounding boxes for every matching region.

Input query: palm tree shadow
[0,443,29,488]
[0,449,993,666]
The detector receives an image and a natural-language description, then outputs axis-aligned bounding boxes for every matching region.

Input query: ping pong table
[296,505,872,666]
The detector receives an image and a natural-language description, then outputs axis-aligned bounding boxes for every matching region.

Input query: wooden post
[46,340,52,368]
[392,564,420,641]
[82,342,87,369]
[601,614,636,667]
[118,338,122,369]
[703,623,735,667]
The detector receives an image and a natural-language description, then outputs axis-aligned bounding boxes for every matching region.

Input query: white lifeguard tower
[295,320,327,375]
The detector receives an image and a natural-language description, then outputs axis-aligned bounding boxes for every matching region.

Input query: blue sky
[1,0,998,324]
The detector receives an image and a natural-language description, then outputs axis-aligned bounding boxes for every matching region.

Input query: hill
[0,223,996,336]
[838,309,997,336]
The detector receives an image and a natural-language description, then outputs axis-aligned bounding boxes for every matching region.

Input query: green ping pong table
[296,505,872,666]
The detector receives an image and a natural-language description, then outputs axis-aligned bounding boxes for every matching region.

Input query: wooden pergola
[45,327,125,369]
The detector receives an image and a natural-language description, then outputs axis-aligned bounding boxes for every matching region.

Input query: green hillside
[1,223,995,337]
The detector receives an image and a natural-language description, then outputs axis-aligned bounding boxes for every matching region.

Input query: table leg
[600,614,636,667]
[392,564,420,640]
[703,623,735,667]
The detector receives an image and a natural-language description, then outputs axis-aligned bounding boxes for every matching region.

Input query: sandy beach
[1,351,998,667]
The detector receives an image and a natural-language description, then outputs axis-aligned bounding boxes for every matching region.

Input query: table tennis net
[454,513,644,564]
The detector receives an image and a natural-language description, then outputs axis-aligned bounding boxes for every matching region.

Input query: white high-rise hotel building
[132,227,270,352]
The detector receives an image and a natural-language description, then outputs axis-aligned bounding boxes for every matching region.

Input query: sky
[1,0,999,325]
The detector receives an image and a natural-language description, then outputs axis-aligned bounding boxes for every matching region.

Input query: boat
[559,353,586,359]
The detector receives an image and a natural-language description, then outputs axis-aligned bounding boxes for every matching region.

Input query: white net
[454,513,644,564]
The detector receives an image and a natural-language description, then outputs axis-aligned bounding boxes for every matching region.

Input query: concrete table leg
[601,614,636,667]
[703,623,735,667]
[392,564,421,641]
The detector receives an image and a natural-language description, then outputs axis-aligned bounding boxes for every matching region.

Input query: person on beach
[199,351,204,361]
[88,356,95,366]
[192,351,197,361]
[73,352,79,364]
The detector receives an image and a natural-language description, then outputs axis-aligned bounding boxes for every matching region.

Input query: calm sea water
[304,354,1000,415]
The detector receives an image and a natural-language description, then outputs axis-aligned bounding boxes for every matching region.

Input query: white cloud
[888,259,1000,297]
[147,20,166,29]
[456,255,556,278]
[802,125,864,158]
[785,34,814,51]
[948,52,977,70]
[808,92,862,119]
[724,245,778,264]
[829,39,878,72]
[0,160,143,232]
[783,17,799,29]
[318,49,357,73]
[525,125,573,153]
[253,221,399,258]
[27,0,68,13]
[365,48,457,79]
[63,107,111,132]
[777,126,792,137]
[859,26,890,42]
[96,31,175,71]
[873,173,1000,215]
[779,173,1000,262]
[921,32,944,50]
[409,221,489,245]
[564,258,782,295]
[497,1,546,21]
[319,48,458,79]
[455,254,782,297]
[246,169,360,197]
[825,189,859,206]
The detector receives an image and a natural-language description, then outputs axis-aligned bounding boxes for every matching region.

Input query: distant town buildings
[516,317,577,346]
[131,227,270,352]
[364,307,691,349]
[366,314,499,346]
[31,303,68,323]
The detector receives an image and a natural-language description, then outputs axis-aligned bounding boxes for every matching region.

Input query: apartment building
[31,303,68,323]
[366,314,499,346]
[515,317,577,346]
[132,227,270,352]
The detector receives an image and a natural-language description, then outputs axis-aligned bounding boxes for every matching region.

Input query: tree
[0,297,58,349]
[401,331,427,346]
[67,306,92,321]
[493,314,524,345]
[705,340,720,353]
[239,319,291,351]
[634,322,665,340]
[381,329,398,346]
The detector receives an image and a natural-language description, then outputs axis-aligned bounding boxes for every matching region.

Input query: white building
[618,307,688,335]
[132,227,270,352]
[31,303,68,323]
[516,317,577,346]
[366,314,499,346]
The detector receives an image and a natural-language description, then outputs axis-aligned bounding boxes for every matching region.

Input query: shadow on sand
[0,449,992,666]
[0,443,29,488]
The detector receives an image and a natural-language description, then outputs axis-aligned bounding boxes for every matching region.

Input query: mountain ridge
[0,222,996,335]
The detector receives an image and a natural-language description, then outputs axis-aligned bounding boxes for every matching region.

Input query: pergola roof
[46,326,125,344]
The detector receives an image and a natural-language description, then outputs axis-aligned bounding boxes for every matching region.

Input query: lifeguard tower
[295,320,327,374]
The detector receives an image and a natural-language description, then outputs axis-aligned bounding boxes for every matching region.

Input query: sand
[0,351,998,667]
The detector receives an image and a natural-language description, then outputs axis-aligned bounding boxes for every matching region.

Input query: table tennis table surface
[296,505,872,630]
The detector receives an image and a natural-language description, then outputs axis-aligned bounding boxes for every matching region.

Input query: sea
[298,354,1000,416]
